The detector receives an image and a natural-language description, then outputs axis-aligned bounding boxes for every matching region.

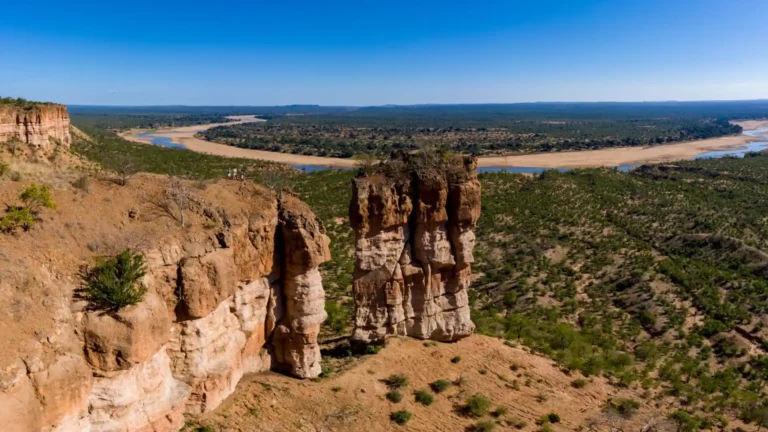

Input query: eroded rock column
[272,194,331,378]
[350,155,480,344]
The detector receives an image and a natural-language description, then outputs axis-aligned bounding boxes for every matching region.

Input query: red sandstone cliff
[0,104,71,151]
[0,175,329,432]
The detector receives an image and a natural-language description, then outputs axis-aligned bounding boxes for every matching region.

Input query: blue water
[693,128,768,159]
[136,127,768,173]
[135,132,186,150]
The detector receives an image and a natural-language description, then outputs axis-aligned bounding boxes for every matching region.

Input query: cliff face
[0,176,329,431]
[349,154,480,344]
[0,104,71,151]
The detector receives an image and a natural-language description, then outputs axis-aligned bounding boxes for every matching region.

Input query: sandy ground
[194,335,668,432]
[120,118,768,169]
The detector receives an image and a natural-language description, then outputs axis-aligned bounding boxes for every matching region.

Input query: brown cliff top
[355,150,477,185]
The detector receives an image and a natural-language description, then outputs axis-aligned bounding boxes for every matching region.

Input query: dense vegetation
[287,153,768,429]
[201,116,741,157]
[71,126,286,179]
[198,101,768,157]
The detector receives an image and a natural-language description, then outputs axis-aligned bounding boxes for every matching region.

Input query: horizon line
[64,98,768,108]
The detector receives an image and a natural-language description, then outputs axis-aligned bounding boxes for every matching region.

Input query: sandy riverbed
[119,118,768,169]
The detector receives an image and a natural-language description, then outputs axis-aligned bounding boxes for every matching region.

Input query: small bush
[386,390,403,403]
[508,418,527,429]
[462,394,491,418]
[383,374,409,389]
[0,159,8,176]
[451,356,462,363]
[10,171,21,181]
[469,420,496,432]
[571,378,588,388]
[0,207,35,233]
[535,393,548,403]
[414,389,434,406]
[390,410,412,425]
[546,413,560,424]
[83,249,147,310]
[430,379,451,393]
[607,398,640,419]
[72,174,91,192]
[491,406,508,417]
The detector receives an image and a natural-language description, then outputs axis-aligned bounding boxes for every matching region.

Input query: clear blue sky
[1,0,767,105]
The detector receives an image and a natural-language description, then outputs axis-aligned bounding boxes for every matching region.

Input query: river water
[135,127,768,173]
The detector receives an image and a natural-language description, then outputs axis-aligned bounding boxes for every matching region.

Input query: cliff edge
[0,101,71,152]
[0,174,329,432]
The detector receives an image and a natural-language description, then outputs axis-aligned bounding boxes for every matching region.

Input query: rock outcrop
[349,154,480,344]
[0,103,71,151]
[0,176,330,431]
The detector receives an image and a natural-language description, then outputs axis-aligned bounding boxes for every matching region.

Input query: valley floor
[119,120,768,170]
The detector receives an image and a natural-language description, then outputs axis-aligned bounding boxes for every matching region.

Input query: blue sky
[1,0,767,105]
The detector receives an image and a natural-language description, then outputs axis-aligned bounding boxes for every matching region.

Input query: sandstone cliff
[0,103,71,152]
[349,153,480,343]
[0,175,329,431]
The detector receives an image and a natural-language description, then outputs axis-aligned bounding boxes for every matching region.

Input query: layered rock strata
[349,154,481,344]
[0,177,330,432]
[0,103,71,151]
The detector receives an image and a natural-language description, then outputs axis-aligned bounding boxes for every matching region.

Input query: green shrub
[669,410,701,432]
[0,159,8,176]
[571,378,588,388]
[429,379,451,393]
[414,389,434,406]
[0,207,35,233]
[491,406,508,417]
[325,300,349,334]
[607,398,640,419]
[469,420,496,432]
[83,249,147,310]
[450,356,462,363]
[20,184,56,212]
[508,417,527,429]
[10,171,21,181]
[390,410,412,425]
[386,390,402,403]
[546,413,560,423]
[383,374,409,389]
[462,394,491,418]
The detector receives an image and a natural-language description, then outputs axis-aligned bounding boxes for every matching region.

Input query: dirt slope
[195,335,659,432]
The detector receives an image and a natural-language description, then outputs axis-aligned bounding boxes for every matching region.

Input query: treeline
[70,113,231,130]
